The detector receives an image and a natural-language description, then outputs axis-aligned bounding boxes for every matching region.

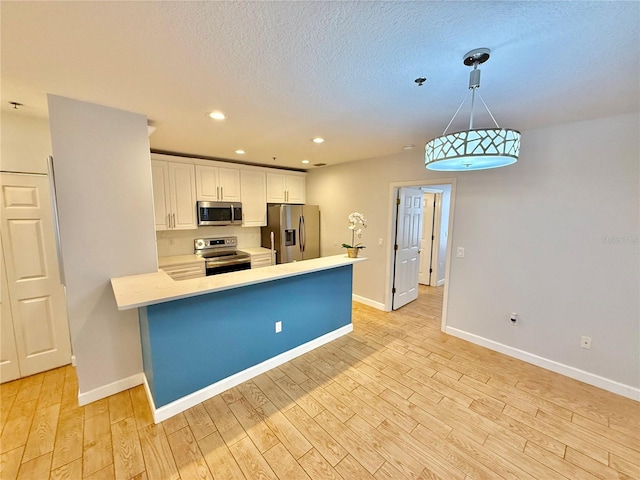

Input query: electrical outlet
[275,321,282,333]
[580,336,592,349]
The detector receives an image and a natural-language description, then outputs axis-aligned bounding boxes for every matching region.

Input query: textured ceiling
[2,1,639,170]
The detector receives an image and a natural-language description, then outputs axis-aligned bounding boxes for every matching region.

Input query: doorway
[387,179,455,331]
[0,172,72,382]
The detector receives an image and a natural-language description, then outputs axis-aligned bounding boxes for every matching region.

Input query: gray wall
[306,112,639,393]
[48,96,158,400]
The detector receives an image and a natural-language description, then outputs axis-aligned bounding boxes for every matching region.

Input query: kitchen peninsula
[111,255,366,422]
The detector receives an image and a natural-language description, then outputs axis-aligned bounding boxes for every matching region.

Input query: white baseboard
[352,294,387,311]
[147,324,354,423]
[78,372,145,406]
[436,279,445,287]
[445,326,640,401]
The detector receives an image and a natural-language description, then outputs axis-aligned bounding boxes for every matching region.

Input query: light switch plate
[456,247,465,258]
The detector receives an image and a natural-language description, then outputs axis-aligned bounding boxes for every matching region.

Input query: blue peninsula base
[139,265,353,422]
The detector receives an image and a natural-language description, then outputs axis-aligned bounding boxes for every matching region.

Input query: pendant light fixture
[424,48,520,171]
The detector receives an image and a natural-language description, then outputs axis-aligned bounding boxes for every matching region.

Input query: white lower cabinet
[240,170,267,226]
[250,253,273,268]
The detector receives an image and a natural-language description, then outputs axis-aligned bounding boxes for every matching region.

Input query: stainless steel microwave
[197,201,243,226]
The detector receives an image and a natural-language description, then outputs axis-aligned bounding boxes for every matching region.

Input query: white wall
[48,96,158,402]
[307,112,639,396]
[1,110,51,174]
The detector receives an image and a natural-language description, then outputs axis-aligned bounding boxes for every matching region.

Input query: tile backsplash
[156,226,261,257]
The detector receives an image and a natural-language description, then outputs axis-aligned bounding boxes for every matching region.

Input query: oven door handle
[206,257,251,267]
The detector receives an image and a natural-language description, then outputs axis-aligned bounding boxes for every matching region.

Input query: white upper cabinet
[266,172,306,204]
[151,161,170,230]
[284,174,305,203]
[152,154,305,229]
[152,160,197,230]
[240,170,267,227]
[196,165,241,202]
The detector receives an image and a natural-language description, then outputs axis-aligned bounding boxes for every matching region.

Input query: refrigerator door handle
[300,215,306,253]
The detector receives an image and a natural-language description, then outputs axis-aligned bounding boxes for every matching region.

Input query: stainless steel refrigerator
[261,204,320,264]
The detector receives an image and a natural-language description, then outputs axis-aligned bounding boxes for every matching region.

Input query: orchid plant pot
[346,248,359,258]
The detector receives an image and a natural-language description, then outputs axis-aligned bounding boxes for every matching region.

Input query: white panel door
[419,193,436,285]
[0,173,72,377]
[393,187,424,310]
[0,237,20,382]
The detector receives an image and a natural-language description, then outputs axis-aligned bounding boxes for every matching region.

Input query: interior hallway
[1,286,639,479]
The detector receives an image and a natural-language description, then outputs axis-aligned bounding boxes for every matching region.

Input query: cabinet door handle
[168,213,171,229]
[217,186,220,200]
[221,186,224,199]
[172,213,176,229]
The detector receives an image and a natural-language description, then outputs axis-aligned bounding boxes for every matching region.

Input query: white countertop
[240,247,273,256]
[158,254,203,268]
[112,255,367,311]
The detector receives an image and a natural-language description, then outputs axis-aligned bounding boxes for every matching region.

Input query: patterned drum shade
[425,128,521,171]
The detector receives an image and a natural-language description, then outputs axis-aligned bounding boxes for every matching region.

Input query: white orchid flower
[344,211,368,249]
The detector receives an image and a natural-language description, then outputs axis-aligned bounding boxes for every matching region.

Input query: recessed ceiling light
[209,111,226,120]
[312,137,325,144]
[403,144,415,150]
[301,160,310,164]
[235,149,246,155]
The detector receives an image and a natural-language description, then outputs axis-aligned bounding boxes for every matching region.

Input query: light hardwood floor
[2,285,639,479]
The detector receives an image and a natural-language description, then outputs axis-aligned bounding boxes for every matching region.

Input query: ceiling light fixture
[301,159,310,164]
[209,111,226,120]
[312,137,325,144]
[235,149,245,155]
[424,48,520,171]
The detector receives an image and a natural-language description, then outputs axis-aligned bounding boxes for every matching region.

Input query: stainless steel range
[194,236,251,276]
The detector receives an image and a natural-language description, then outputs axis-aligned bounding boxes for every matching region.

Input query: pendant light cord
[441,84,501,135]
[477,91,501,129]
[441,91,470,135]
[441,58,501,135]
